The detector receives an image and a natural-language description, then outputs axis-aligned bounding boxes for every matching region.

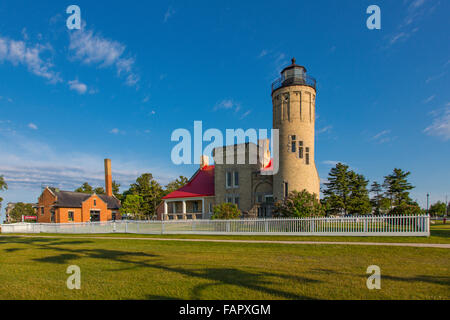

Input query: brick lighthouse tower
[271,58,320,200]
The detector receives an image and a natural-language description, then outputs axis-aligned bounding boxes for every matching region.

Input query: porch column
[164,201,168,216]
[172,202,176,214]
[182,200,186,214]
[202,198,205,213]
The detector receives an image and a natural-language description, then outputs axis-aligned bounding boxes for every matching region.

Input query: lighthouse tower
[271,58,320,200]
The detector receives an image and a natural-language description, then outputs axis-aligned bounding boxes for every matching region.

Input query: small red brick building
[37,159,121,223]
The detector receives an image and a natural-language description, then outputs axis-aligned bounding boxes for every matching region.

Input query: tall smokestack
[104,159,112,197]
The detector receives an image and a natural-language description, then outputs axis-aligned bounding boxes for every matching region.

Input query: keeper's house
[37,159,121,223]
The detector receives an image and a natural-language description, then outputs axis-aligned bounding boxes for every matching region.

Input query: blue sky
[0,0,449,219]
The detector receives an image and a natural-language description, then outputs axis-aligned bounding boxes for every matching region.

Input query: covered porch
[163,197,213,220]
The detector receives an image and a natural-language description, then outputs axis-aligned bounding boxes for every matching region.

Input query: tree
[347,172,371,215]
[323,163,351,215]
[9,202,35,222]
[274,189,324,218]
[370,181,390,215]
[74,183,107,195]
[75,182,94,194]
[94,187,105,194]
[0,175,7,211]
[120,195,143,219]
[429,201,447,217]
[112,181,122,201]
[383,168,415,208]
[164,176,189,196]
[211,203,241,220]
[128,173,164,218]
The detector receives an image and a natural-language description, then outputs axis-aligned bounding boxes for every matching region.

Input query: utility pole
[426,193,430,215]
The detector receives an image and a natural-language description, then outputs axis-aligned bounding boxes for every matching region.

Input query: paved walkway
[1,234,449,249]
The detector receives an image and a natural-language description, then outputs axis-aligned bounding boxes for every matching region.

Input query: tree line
[275,163,449,217]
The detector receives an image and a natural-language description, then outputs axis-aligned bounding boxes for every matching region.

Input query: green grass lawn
[0,224,448,300]
[8,223,449,244]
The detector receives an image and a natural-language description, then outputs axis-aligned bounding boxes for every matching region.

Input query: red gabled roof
[162,165,215,199]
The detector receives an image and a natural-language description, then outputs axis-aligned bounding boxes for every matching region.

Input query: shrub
[274,189,324,218]
[389,203,423,215]
[211,203,241,220]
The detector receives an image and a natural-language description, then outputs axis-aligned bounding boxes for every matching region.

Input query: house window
[265,195,274,204]
[226,195,233,203]
[305,147,310,165]
[40,207,44,216]
[209,203,213,213]
[93,199,97,207]
[284,182,289,198]
[193,202,199,212]
[234,171,239,187]
[50,208,55,223]
[234,196,240,207]
[257,194,263,203]
[226,172,232,188]
[68,211,74,222]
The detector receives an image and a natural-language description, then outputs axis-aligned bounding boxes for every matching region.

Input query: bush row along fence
[0,215,430,237]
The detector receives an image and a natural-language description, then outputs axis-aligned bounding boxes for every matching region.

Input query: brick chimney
[104,159,113,197]
[200,155,209,169]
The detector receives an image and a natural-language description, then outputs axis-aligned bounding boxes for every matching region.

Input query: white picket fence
[0,215,430,237]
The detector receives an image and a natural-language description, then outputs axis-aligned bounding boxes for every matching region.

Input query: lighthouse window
[284,182,289,198]
[291,135,296,152]
[305,147,310,165]
[298,141,304,159]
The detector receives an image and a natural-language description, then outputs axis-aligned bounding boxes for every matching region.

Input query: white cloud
[409,0,426,10]
[28,123,38,130]
[372,130,390,140]
[317,126,332,134]
[213,99,254,121]
[426,71,447,83]
[0,35,61,83]
[0,129,176,196]
[385,0,434,47]
[68,79,88,94]
[424,106,450,141]
[423,94,435,104]
[240,110,252,120]
[69,28,139,87]
[322,160,343,166]
[164,6,176,23]
[372,130,395,144]
[258,49,268,58]
[110,128,120,134]
[214,99,240,112]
